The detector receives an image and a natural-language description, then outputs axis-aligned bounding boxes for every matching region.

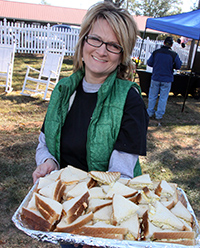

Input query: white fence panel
[0,18,190,65]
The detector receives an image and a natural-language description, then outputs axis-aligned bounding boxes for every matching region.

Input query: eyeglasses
[85,35,123,54]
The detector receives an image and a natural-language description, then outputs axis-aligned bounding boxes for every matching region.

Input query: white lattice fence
[0,18,190,65]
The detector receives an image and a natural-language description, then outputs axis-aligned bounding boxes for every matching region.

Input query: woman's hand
[32,159,58,184]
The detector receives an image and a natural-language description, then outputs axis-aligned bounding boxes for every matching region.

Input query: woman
[33,2,148,188]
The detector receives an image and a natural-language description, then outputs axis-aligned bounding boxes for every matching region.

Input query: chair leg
[5,77,13,93]
[43,81,50,100]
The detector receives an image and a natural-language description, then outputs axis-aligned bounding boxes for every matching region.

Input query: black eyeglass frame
[85,35,123,54]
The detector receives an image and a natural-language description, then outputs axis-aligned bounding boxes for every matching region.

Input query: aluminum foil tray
[12,183,200,248]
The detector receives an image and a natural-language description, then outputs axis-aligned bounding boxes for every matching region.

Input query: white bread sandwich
[88,171,121,185]
[155,180,178,204]
[45,169,64,181]
[88,198,112,213]
[127,174,153,189]
[37,177,55,191]
[60,166,83,185]
[93,205,113,224]
[35,193,63,225]
[119,213,140,240]
[54,212,94,233]
[21,207,53,231]
[141,186,160,205]
[111,194,139,225]
[89,187,106,199]
[141,210,163,240]
[128,192,142,205]
[38,179,66,202]
[151,231,196,246]
[67,165,88,180]
[149,201,185,231]
[73,221,128,240]
[106,181,138,199]
[141,210,196,245]
[62,191,90,224]
[160,199,175,210]
[170,201,193,225]
[65,181,89,199]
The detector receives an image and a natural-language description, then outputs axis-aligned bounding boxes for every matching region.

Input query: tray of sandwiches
[12,166,200,247]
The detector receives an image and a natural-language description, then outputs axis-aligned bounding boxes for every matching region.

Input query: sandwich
[37,177,55,191]
[128,192,142,205]
[160,199,175,210]
[87,198,112,213]
[21,192,63,231]
[62,191,90,224]
[127,174,153,189]
[170,201,193,226]
[38,179,66,202]
[148,201,185,231]
[111,194,139,225]
[54,212,94,233]
[155,180,178,204]
[89,187,106,199]
[106,181,138,199]
[35,193,63,225]
[21,207,53,231]
[140,186,160,205]
[67,165,88,180]
[60,166,84,185]
[141,210,163,240]
[73,221,128,240]
[151,231,196,246]
[88,171,121,185]
[93,205,113,224]
[64,181,89,199]
[141,210,196,245]
[44,169,64,181]
[119,213,140,240]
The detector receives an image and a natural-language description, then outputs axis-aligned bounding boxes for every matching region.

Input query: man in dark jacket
[147,37,182,123]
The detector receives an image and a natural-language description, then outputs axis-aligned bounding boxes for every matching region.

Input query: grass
[0,54,199,247]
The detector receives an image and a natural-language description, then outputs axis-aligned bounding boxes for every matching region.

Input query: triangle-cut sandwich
[141,210,196,245]
[93,205,113,224]
[73,221,128,240]
[106,181,138,199]
[111,194,139,225]
[38,179,65,202]
[127,174,153,189]
[149,201,185,231]
[54,212,94,233]
[155,180,178,204]
[62,191,90,224]
[35,193,63,225]
[170,201,193,226]
[88,171,121,185]
[119,213,140,240]
[88,198,112,213]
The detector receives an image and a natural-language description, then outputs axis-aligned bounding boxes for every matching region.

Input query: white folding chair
[0,43,16,93]
[21,48,65,100]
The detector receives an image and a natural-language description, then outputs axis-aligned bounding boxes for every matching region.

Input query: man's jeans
[147,79,172,120]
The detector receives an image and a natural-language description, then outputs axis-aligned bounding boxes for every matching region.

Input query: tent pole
[181,39,200,112]
[138,26,147,63]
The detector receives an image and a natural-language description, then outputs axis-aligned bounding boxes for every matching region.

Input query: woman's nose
[96,43,107,55]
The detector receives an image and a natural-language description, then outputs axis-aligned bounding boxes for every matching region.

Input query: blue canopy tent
[140,9,200,111]
[146,9,200,40]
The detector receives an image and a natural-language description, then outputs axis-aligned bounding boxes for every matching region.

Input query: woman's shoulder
[126,86,145,107]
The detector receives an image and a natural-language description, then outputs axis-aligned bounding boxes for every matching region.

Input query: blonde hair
[73,1,138,80]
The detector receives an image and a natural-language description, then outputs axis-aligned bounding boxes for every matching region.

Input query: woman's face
[82,19,122,84]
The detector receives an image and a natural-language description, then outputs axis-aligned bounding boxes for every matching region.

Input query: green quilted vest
[44,69,142,177]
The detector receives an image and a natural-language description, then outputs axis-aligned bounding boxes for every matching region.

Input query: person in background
[32,2,148,246]
[146,36,182,124]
